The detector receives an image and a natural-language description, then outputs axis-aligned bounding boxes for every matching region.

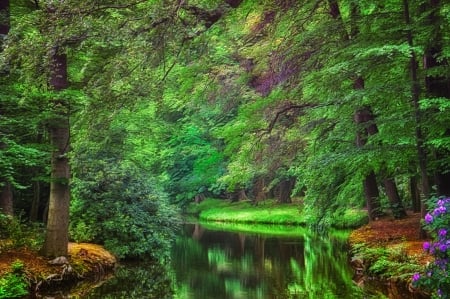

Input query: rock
[48,256,69,265]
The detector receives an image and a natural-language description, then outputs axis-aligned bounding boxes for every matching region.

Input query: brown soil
[0,243,116,284]
[349,211,432,264]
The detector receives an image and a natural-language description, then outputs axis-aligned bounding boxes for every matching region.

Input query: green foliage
[0,260,28,299]
[0,213,44,251]
[352,243,422,279]
[71,161,179,259]
[70,121,180,259]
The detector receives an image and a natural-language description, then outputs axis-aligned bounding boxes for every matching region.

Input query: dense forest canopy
[0,0,449,257]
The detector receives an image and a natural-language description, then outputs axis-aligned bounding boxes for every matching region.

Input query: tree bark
[0,182,13,216]
[0,0,13,216]
[41,48,70,257]
[354,106,382,221]
[329,1,387,221]
[410,175,421,213]
[422,0,450,196]
[403,0,431,239]
[0,0,9,36]
[383,178,407,219]
[30,180,41,222]
[276,178,294,204]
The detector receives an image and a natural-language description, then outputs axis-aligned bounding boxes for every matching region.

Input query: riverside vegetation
[0,0,449,298]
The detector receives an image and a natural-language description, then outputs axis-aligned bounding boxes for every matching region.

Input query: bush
[70,161,180,260]
[412,197,450,298]
[0,260,28,298]
[0,213,44,251]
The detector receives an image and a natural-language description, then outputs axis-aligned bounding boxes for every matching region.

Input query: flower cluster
[412,197,450,298]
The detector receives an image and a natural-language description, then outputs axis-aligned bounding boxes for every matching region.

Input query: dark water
[41,223,366,298]
[170,223,362,299]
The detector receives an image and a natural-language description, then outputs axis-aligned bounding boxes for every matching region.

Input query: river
[81,222,367,299]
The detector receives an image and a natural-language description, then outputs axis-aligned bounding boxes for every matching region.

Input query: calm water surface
[84,223,363,299]
[170,223,362,299]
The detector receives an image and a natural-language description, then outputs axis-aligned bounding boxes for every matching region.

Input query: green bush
[0,213,44,251]
[70,161,180,260]
[0,260,28,299]
[352,243,421,279]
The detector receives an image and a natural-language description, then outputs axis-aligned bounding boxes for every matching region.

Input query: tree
[0,0,13,216]
[41,46,70,257]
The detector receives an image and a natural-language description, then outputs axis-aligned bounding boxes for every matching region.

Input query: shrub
[0,213,44,251]
[0,260,28,299]
[412,197,450,298]
[70,162,180,260]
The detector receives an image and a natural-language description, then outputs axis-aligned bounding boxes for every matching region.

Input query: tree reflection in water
[171,223,362,299]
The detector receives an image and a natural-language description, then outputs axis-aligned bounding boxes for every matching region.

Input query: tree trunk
[0,0,9,36]
[410,176,421,213]
[0,0,12,216]
[403,0,431,239]
[253,177,266,205]
[30,180,41,222]
[354,106,382,221]
[422,0,450,196]
[41,48,70,257]
[329,1,384,221]
[383,178,407,219]
[276,178,294,204]
[363,171,381,221]
[0,182,13,216]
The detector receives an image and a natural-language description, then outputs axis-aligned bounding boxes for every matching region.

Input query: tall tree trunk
[383,178,407,219]
[30,181,41,222]
[354,106,382,221]
[253,177,267,205]
[403,0,431,239]
[363,171,381,220]
[329,1,388,221]
[0,0,13,216]
[41,48,70,257]
[276,177,295,204]
[358,104,407,219]
[422,0,450,196]
[0,0,9,37]
[410,175,421,212]
[0,182,13,216]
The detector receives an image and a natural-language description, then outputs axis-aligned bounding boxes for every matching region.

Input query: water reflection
[171,223,362,299]
[85,262,173,299]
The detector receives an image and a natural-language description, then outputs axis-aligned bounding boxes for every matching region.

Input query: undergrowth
[352,243,422,280]
[0,260,28,299]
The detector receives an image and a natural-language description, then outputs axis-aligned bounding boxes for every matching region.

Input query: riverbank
[186,198,368,228]
[0,243,116,298]
[348,212,431,298]
[187,198,432,298]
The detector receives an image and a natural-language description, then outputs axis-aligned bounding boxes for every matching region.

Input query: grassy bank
[185,198,368,228]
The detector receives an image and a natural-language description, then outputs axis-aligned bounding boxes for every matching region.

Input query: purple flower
[412,272,420,282]
[437,199,445,206]
[423,241,431,251]
[433,206,447,216]
[439,244,447,252]
[425,213,433,224]
[438,229,447,238]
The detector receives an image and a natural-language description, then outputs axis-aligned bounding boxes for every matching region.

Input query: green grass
[194,198,306,225]
[186,198,368,229]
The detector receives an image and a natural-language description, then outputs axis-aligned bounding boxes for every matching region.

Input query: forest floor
[0,242,116,295]
[348,210,431,264]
